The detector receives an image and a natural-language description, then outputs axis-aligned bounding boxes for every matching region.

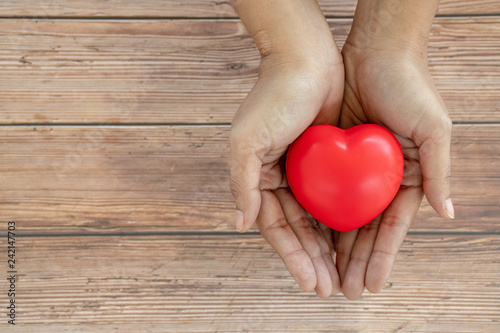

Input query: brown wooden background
[0,1,499,332]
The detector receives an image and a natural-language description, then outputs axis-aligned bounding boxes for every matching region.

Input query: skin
[335,0,454,300]
[229,0,454,299]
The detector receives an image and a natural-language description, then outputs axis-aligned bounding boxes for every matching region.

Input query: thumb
[229,130,263,232]
[415,113,454,220]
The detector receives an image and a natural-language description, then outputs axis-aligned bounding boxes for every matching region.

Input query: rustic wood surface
[0,1,498,332]
[0,0,499,17]
[2,234,499,331]
[0,124,499,234]
[0,18,499,124]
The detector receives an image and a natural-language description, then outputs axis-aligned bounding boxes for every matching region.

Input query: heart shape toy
[286,124,404,232]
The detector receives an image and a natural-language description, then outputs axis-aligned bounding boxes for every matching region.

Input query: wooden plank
[0,124,498,234]
[0,18,499,124]
[0,1,498,17]
[0,19,258,124]
[4,323,500,333]
[1,234,498,331]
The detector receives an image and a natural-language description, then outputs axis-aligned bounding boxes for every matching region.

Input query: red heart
[286,124,404,232]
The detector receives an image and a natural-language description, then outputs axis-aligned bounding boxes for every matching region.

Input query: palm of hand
[230,57,345,298]
[333,46,452,299]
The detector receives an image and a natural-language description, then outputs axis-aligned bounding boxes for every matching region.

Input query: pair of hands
[229,2,453,299]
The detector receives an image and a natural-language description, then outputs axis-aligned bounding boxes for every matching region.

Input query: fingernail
[444,198,455,219]
[236,210,245,232]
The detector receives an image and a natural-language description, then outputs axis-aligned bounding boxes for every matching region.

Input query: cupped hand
[229,51,344,298]
[335,41,454,300]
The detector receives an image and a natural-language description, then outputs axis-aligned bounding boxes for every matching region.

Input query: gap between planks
[0,122,500,127]
[13,231,500,238]
[0,13,498,20]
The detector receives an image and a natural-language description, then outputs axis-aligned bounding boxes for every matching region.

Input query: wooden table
[0,1,499,332]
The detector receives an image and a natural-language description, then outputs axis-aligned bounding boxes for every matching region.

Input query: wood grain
[0,3,497,332]
[0,0,498,17]
[1,234,498,331]
[0,124,498,234]
[0,18,499,124]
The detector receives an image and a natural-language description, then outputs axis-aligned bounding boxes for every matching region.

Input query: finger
[365,185,424,293]
[275,188,340,297]
[256,190,316,292]
[334,228,359,285]
[318,220,335,255]
[342,214,383,300]
[319,224,342,296]
[414,113,454,220]
[229,132,264,232]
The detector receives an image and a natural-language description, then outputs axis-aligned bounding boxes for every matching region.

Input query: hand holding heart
[229,0,453,299]
[230,48,346,298]
[330,44,453,300]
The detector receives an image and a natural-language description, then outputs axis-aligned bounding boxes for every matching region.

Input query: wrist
[344,27,429,65]
[345,0,438,60]
[258,43,342,79]
[233,0,339,67]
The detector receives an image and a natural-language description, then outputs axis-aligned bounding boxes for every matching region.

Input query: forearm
[348,0,439,56]
[231,0,336,65]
